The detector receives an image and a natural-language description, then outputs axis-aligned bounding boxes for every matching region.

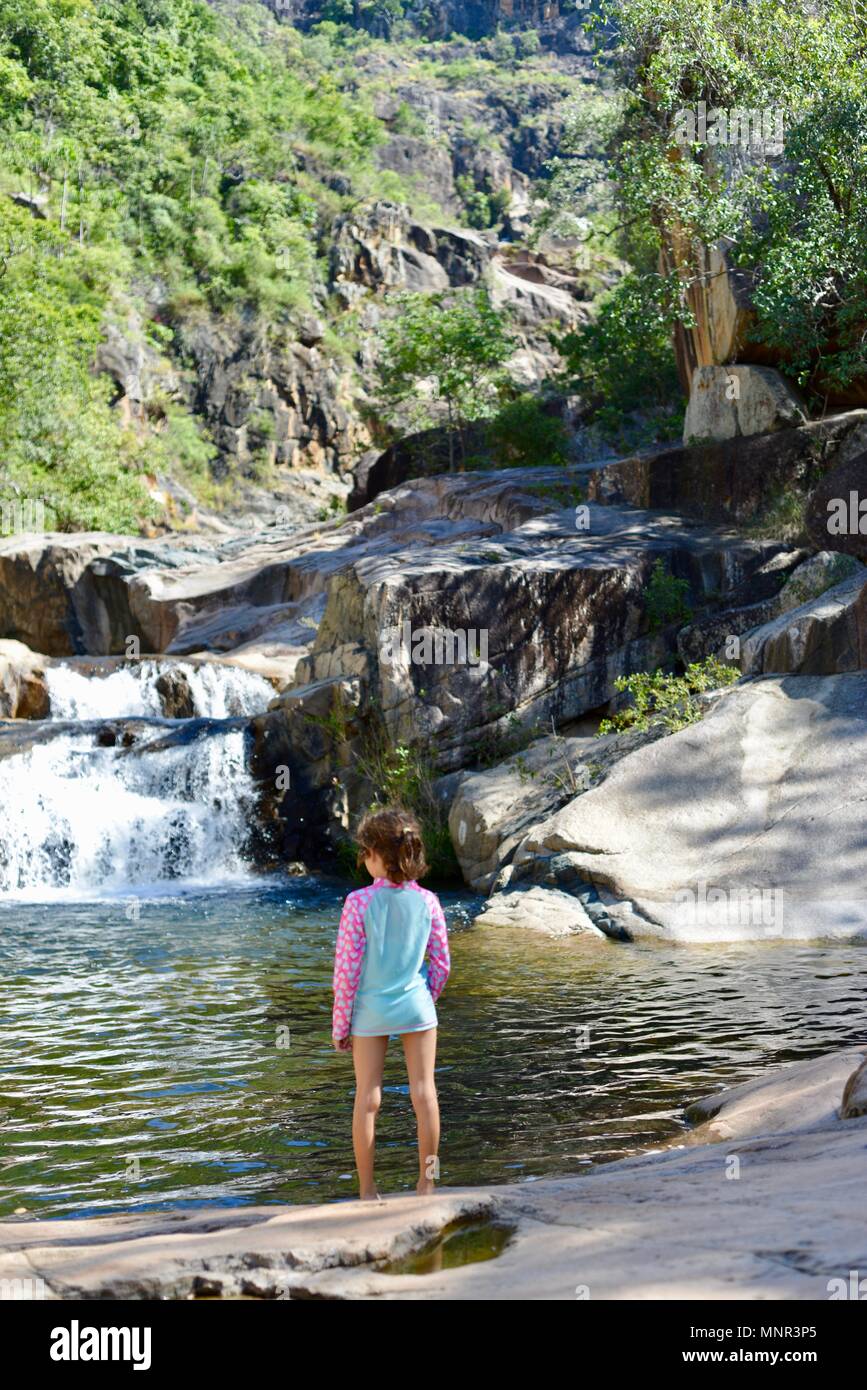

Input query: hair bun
[354,807,429,884]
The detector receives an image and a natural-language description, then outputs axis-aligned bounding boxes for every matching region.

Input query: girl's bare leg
[402,1028,439,1195]
[351,1035,388,1200]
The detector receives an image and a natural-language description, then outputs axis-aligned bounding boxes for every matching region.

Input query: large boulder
[679,550,865,672]
[683,365,807,444]
[296,472,787,771]
[347,423,489,511]
[740,563,867,675]
[775,549,861,609]
[446,732,599,893]
[805,449,867,559]
[676,548,809,665]
[0,640,50,718]
[445,724,667,892]
[514,673,867,942]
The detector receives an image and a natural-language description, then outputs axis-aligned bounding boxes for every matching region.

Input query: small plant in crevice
[598,657,740,736]
[645,557,693,633]
[543,719,591,797]
[475,709,545,769]
[302,690,355,747]
[314,701,461,884]
[520,477,586,507]
[742,488,807,543]
[317,493,348,521]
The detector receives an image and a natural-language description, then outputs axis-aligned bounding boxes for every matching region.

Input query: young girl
[331,807,451,1201]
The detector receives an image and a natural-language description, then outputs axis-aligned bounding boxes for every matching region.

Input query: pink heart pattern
[331,878,451,1040]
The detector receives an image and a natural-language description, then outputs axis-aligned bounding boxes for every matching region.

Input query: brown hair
[355,807,428,884]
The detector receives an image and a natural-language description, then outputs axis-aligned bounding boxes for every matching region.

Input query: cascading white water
[46,661,275,721]
[0,727,259,900]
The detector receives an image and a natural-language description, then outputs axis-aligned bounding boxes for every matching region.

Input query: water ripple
[1,885,865,1216]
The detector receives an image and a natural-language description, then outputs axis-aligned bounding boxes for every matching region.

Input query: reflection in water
[378,1218,516,1275]
[1,877,865,1219]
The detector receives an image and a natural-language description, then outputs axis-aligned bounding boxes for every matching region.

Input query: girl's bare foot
[416,1179,436,1196]
[359,1188,382,1202]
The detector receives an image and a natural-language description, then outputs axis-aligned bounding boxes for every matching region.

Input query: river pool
[1,876,865,1219]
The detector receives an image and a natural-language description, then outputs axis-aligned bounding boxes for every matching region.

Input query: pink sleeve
[332,893,366,1039]
[426,895,450,1002]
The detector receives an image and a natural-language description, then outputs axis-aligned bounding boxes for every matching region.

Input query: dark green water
[1,877,865,1220]
[377,1217,516,1274]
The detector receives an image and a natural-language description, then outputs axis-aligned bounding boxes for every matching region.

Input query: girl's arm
[425,896,451,1002]
[332,894,366,1040]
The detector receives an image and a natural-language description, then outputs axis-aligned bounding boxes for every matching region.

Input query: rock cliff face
[104,19,594,526]
[105,210,592,529]
[0,0,609,538]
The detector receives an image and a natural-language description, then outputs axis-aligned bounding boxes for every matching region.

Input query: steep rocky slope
[1,2,609,536]
[98,15,603,530]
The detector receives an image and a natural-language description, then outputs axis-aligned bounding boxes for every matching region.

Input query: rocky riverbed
[2,408,866,922]
[2,1047,864,1300]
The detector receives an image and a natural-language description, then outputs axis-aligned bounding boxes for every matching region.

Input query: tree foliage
[376,288,516,470]
[0,0,418,529]
[555,0,867,432]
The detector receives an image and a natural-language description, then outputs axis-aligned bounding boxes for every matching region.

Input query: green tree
[555,0,867,423]
[376,288,516,471]
[486,393,570,468]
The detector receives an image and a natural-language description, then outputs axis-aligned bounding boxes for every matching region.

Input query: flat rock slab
[516,673,867,941]
[2,1049,865,1301]
[472,884,604,937]
[684,1046,867,1141]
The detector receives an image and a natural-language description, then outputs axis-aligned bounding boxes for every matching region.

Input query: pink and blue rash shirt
[332,878,450,1039]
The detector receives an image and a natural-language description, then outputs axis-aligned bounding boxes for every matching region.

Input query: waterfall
[0,725,259,900]
[46,660,275,720]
